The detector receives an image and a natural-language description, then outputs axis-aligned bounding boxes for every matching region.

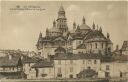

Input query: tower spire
[36,32,42,49]
[53,19,56,27]
[39,31,42,38]
[73,21,76,29]
[82,16,86,24]
[46,28,49,36]
[92,21,95,29]
[59,4,65,12]
[99,26,102,32]
[97,24,99,30]
[57,4,68,33]
[107,33,110,38]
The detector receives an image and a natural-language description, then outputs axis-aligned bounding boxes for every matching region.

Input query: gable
[53,36,66,42]
[67,34,73,40]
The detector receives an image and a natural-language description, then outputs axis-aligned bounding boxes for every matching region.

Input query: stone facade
[36,5,113,59]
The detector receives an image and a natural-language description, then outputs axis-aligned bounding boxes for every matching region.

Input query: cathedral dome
[79,24,91,30]
[79,17,91,30]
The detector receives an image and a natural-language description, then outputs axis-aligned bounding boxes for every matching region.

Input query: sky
[0,1,128,51]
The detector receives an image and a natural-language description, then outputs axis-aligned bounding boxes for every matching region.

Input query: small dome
[79,17,91,30]
[79,24,91,30]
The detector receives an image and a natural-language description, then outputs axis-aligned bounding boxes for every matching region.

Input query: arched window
[90,44,92,49]
[94,60,97,64]
[102,43,104,48]
[95,43,97,49]
[108,47,111,52]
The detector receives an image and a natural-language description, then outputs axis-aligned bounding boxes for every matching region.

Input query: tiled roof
[42,35,67,43]
[112,54,128,61]
[54,53,101,60]
[31,59,53,68]
[21,55,38,63]
[6,53,38,64]
[71,33,84,40]
[0,55,22,67]
[53,36,67,42]
[84,30,107,42]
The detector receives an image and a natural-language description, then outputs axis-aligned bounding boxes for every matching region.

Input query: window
[57,73,62,77]
[29,68,31,71]
[108,47,111,52]
[35,68,38,77]
[49,68,51,73]
[90,44,92,49]
[94,60,97,64]
[42,69,45,74]
[95,43,97,49]
[102,43,104,48]
[105,72,110,78]
[69,74,73,78]
[58,60,61,65]
[58,67,61,74]
[120,72,122,78]
[13,67,14,70]
[79,41,81,44]
[106,65,110,70]
[29,63,30,66]
[70,60,73,64]
[3,67,5,71]
[38,52,41,55]
[70,67,73,73]
[83,60,85,64]
[88,60,91,64]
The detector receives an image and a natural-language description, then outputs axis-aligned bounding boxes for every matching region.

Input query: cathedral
[36,5,113,58]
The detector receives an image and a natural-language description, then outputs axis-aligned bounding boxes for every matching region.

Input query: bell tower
[56,4,68,34]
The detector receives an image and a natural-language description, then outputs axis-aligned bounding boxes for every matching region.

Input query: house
[21,55,39,79]
[0,54,24,79]
[31,59,54,79]
[98,55,128,78]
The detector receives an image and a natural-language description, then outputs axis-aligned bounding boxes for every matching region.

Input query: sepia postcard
[0,0,128,82]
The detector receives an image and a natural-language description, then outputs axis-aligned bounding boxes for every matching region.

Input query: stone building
[36,5,113,59]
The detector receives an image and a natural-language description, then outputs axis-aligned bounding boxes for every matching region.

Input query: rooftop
[0,55,22,67]
[54,53,101,60]
[32,59,53,68]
